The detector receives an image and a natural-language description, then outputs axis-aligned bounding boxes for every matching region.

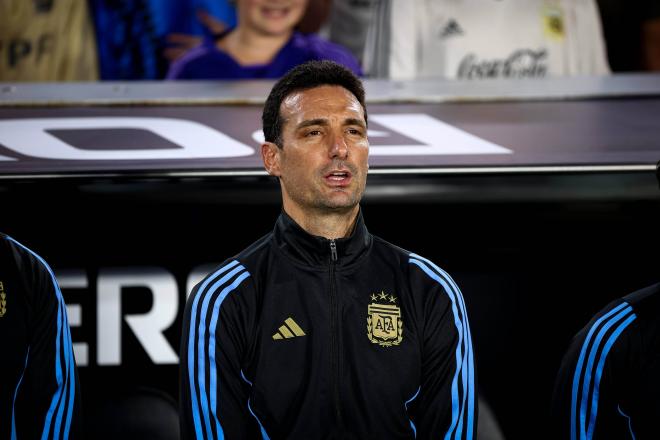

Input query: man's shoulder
[581,281,660,332]
[371,234,410,255]
[192,232,273,292]
[0,233,14,263]
[0,234,50,275]
[234,231,273,265]
[623,281,660,323]
[371,236,454,284]
[569,294,639,358]
[0,234,60,308]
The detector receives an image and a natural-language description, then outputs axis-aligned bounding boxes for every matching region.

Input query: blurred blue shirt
[91,0,237,79]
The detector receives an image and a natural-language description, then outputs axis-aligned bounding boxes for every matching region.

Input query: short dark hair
[262,60,367,148]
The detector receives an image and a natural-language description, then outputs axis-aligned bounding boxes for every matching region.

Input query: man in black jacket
[0,234,81,439]
[180,60,477,440]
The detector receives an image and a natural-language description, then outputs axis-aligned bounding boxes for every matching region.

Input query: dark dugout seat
[88,387,180,440]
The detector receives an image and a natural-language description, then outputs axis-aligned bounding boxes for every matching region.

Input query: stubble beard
[283,168,366,215]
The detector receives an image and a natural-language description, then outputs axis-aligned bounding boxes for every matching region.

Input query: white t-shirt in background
[365,0,610,79]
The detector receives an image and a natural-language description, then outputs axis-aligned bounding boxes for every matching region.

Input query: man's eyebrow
[295,118,367,130]
[296,118,329,130]
[344,118,367,128]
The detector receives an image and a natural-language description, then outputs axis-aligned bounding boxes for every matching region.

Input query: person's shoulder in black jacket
[0,233,81,439]
[551,281,660,439]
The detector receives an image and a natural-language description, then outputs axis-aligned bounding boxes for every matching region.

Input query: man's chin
[319,196,360,212]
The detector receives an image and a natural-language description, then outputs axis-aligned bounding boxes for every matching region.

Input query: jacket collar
[273,209,372,268]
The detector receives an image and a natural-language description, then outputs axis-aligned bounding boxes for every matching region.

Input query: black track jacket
[552,282,660,439]
[0,234,80,439]
[180,211,477,440]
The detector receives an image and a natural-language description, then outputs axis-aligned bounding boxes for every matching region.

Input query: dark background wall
[1,173,658,439]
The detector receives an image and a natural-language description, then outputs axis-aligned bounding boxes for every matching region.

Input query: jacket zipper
[329,239,343,429]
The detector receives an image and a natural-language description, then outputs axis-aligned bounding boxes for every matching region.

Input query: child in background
[166,0,361,79]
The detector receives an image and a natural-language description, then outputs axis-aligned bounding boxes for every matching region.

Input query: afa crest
[367,291,402,347]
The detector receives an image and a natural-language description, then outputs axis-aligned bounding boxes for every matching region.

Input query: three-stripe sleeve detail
[409,253,475,440]
[7,238,76,440]
[186,260,250,439]
[570,302,636,440]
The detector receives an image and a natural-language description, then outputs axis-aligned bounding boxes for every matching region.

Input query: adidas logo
[440,19,464,39]
[273,317,306,340]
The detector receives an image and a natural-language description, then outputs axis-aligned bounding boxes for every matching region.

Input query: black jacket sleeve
[551,299,638,440]
[180,259,261,439]
[407,254,478,440]
[7,236,81,439]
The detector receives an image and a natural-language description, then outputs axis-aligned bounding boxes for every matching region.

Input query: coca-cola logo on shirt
[457,49,548,79]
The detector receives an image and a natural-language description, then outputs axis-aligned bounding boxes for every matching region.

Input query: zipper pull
[330,239,337,262]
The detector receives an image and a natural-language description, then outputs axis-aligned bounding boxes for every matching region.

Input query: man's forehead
[280,85,364,119]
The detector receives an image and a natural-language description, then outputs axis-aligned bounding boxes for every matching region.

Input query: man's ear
[261,142,282,177]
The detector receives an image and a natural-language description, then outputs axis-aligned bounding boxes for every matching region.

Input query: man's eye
[348,128,364,135]
[306,130,322,136]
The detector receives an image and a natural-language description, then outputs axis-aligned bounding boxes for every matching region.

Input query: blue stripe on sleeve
[409,255,473,440]
[466,324,475,440]
[411,254,475,432]
[240,370,253,386]
[187,260,239,439]
[617,405,636,440]
[586,314,636,439]
[570,302,628,440]
[579,306,633,440]
[6,237,69,440]
[405,386,421,438]
[40,294,64,440]
[248,399,271,440]
[241,370,270,440]
[197,265,246,439]
[208,271,251,436]
[53,295,72,438]
[63,316,77,438]
[410,259,463,438]
[455,345,470,440]
[411,253,475,439]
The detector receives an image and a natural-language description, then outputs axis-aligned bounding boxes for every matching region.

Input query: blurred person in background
[90,0,236,79]
[0,0,98,81]
[164,0,333,63]
[166,0,360,79]
[363,0,610,80]
[327,0,376,64]
[596,0,660,72]
[163,3,238,63]
[0,234,81,439]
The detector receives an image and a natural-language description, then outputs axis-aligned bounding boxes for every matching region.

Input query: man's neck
[284,203,360,240]
[220,26,292,66]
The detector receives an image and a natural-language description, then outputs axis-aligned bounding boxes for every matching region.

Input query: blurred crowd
[1,0,659,82]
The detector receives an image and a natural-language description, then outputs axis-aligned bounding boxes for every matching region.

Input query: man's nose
[329,132,349,159]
